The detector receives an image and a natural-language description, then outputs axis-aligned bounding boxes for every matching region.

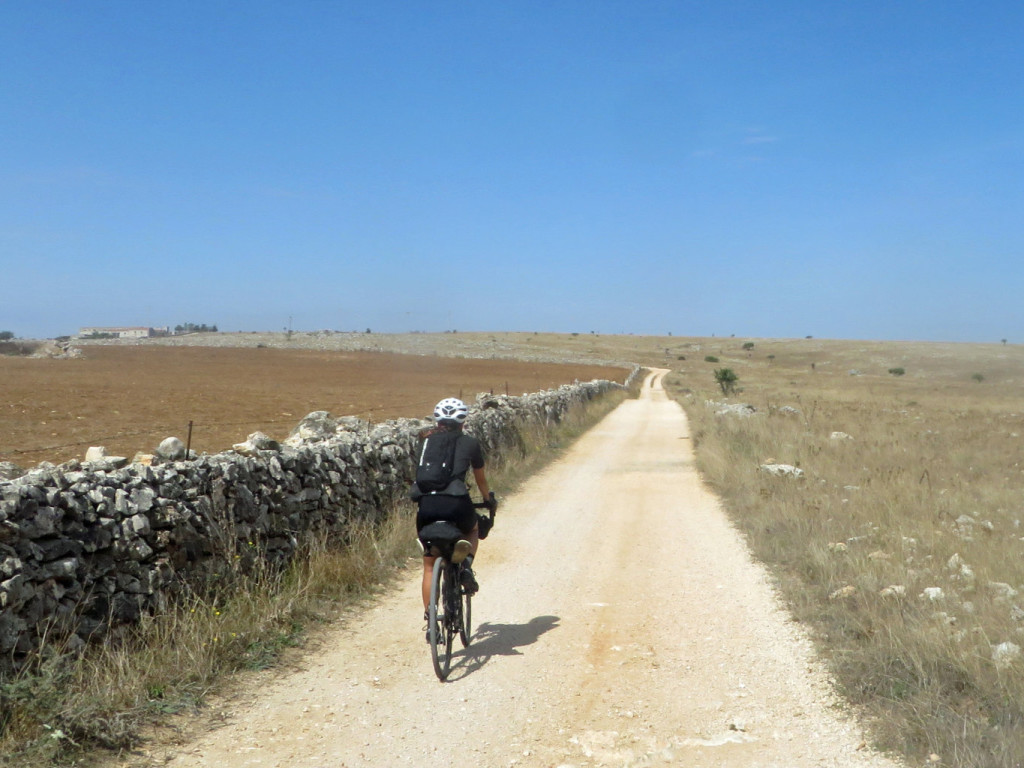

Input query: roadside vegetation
[0,385,631,768]
[0,339,42,357]
[663,338,1024,767]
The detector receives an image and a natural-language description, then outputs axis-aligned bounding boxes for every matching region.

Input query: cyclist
[413,397,494,614]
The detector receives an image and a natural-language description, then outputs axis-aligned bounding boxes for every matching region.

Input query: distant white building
[78,326,169,339]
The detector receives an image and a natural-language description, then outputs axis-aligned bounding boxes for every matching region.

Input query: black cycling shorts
[417,494,478,544]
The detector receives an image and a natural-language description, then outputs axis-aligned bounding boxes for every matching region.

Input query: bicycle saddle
[418,521,464,558]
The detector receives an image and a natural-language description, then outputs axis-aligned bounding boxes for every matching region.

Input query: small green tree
[888,367,906,376]
[972,373,985,383]
[0,331,14,341]
[714,368,738,395]
[742,342,755,350]
[704,355,719,363]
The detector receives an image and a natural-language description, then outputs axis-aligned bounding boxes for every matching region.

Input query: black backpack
[415,429,460,493]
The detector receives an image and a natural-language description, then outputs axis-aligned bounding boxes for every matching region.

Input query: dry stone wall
[0,376,635,675]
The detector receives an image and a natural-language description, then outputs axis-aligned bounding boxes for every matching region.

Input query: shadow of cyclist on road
[445,615,560,681]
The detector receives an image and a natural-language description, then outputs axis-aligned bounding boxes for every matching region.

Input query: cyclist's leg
[451,495,481,593]
[421,555,436,610]
[417,498,446,611]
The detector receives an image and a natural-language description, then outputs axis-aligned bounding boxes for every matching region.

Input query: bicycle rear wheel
[428,558,452,680]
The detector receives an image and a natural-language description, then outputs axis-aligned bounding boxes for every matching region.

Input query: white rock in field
[84,446,107,462]
[946,553,976,588]
[285,410,338,445]
[992,641,1022,668]
[712,402,757,417]
[868,550,890,561]
[880,585,907,598]
[83,445,127,468]
[827,542,848,553]
[921,587,946,601]
[759,463,804,479]
[953,515,977,540]
[988,582,1019,601]
[156,436,186,461]
[777,406,801,416]
[830,431,853,441]
[829,585,857,600]
[233,431,281,456]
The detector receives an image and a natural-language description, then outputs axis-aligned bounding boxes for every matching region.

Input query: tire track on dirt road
[158,369,903,768]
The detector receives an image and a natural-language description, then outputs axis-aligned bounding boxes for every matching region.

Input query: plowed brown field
[0,346,625,469]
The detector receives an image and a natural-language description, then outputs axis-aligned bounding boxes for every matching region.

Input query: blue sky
[2,2,1021,342]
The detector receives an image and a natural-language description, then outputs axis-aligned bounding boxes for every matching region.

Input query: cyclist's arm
[472,465,490,501]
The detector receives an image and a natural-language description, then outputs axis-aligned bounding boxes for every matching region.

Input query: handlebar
[472,491,498,514]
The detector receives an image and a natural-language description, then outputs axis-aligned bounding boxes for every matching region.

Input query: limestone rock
[829,585,857,600]
[709,401,757,417]
[285,411,337,445]
[759,463,804,479]
[233,431,281,455]
[946,553,976,588]
[0,461,25,481]
[988,582,1019,601]
[156,437,186,461]
[992,641,1021,668]
[84,446,108,462]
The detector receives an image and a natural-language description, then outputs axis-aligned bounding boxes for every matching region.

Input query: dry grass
[0,509,417,768]
[0,387,629,768]
[663,337,1024,767]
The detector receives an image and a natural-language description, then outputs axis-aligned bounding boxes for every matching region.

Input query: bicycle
[418,494,496,681]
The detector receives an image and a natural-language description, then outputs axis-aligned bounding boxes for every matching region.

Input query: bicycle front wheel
[428,557,452,680]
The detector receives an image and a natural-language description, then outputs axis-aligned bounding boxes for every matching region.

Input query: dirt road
[161,370,902,768]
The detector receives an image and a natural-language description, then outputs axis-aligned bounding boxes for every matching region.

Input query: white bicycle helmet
[433,397,468,424]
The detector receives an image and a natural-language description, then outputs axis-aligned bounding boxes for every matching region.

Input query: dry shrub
[669,339,1024,768]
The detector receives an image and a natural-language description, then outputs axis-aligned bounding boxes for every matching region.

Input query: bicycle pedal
[452,539,472,564]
